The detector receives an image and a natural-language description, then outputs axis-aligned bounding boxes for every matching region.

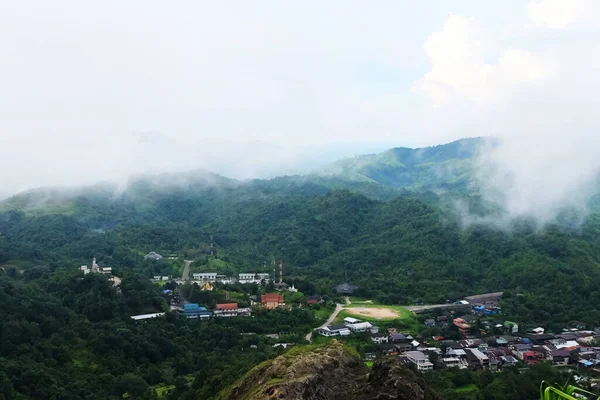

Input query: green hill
[318,137,483,192]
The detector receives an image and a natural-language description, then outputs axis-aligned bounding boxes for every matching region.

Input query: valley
[1,138,600,399]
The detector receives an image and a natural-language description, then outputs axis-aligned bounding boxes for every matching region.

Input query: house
[447,348,467,358]
[213,303,252,317]
[318,325,351,337]
[394,341,414,353]
[344,317,361,325]
[453,318,472,336]
[501,355,518,367]
[512,344,532,360]
[144,251,163,261]
[442,357,463,369]
[425,319,436,327]
[216,274,234,284]
[405,351,434,371]
[549,349,570,365]
[261,293,285,309]
[335,283,358,295]
[349,322,377,333]
[549,339,579,350]
[380,343,398,356]
[371,333,389,344]
[465,348,490,370]
[239,273,256,282]
[522,351,541,365]
[193,272,218,282]
[307,295,322,305]
[500,336,520,344]
[183,304,212,319]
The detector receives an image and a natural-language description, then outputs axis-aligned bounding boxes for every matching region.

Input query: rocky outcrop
[218,341,442,400]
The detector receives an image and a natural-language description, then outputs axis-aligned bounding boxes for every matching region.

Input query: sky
[1,0,599,221]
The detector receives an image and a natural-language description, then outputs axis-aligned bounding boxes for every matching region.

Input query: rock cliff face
[218,341,442,400]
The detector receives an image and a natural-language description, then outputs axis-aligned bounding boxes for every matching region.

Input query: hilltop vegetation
[218,340,441,400]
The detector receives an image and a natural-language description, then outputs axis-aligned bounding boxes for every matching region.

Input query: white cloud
[527,0,588,29]
[416,15,554,107]
[417,6,600,225]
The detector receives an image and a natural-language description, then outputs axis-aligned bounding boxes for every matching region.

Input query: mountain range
[0,137,486,213]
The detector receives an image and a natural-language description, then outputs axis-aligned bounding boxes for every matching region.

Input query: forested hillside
[2,175,600,329]
[318,137,483,192]
[3,140,600,399]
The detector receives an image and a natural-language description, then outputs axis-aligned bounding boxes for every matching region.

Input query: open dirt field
[345,307,400,319]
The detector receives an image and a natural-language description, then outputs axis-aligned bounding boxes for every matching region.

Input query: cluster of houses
[367,324,600,372]
[365,291,600,373]
[151,275,171,282]
[318,317,379,337]
[133,290,289,321]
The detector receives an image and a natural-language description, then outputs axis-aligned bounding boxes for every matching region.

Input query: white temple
[80,257,112,275]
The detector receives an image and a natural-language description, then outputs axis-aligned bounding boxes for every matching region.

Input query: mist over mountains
[4,135,600,229]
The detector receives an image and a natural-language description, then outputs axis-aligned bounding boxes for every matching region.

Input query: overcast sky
[1,0,599,210]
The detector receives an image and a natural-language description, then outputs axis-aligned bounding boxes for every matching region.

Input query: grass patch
[364,361,374,368]
[313,304,336,325]
[455,384,479,393]
[192,258,229,273]
[153,385,176,398]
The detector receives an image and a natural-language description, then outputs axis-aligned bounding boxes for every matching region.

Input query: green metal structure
[540,381,599,400]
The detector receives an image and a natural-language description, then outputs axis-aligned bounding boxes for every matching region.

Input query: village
[315,292,600,374]
[79,254,600,376]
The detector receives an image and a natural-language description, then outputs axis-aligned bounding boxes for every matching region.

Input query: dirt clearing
[345,307,400,319]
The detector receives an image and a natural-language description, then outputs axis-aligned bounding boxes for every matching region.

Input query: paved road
[182,260,192,280]
[305,297,351,342]
[405,303,470,314]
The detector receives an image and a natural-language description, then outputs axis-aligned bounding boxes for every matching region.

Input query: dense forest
[2,178,600,330]
[0,267,319,399]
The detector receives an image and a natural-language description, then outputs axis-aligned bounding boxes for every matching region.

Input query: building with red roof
[216,303,239,311]
[262,293,284,309]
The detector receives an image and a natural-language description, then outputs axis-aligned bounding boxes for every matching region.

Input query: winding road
[305,297,350,342]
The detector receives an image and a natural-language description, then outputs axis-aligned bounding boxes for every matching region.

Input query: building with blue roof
[183,303,212,319]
